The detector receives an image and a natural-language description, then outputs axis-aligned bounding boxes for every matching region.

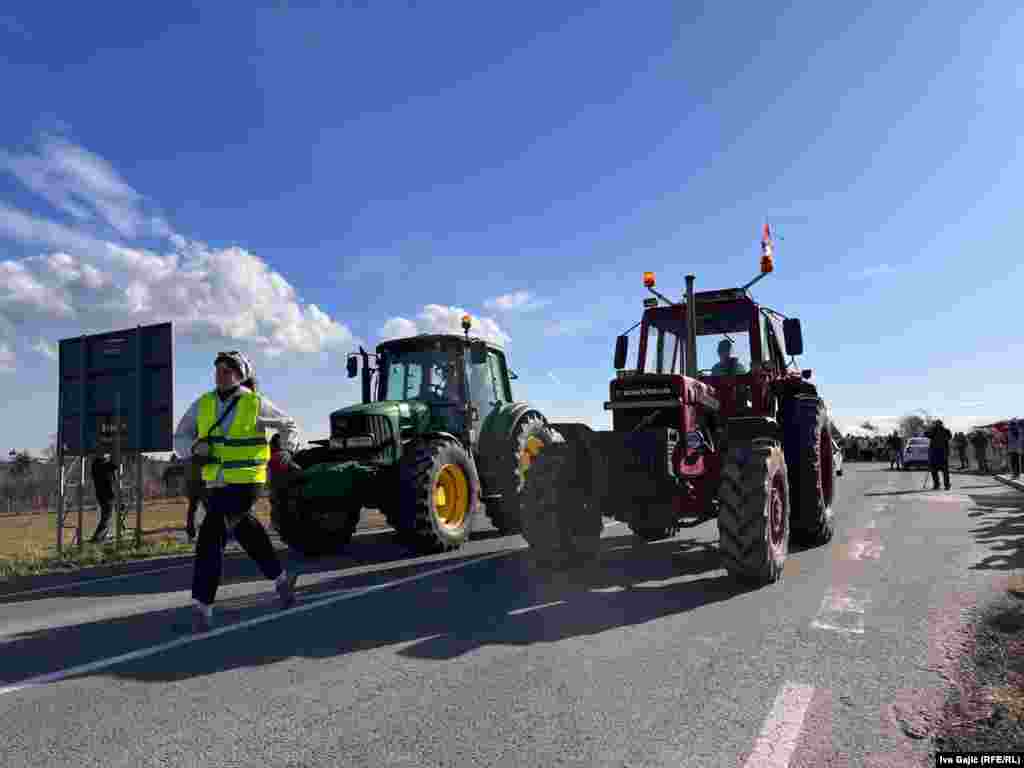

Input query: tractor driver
[711,339,748,376]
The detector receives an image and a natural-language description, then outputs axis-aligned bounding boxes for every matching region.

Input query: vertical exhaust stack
[685,274,698,378]
[360,347,372,404]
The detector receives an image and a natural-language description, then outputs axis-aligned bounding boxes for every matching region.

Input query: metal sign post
[135,325,143,548]
[114,391,122,546]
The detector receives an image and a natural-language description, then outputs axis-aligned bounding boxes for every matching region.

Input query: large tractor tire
[782,396,835,547]
[717,440,790,587]
[485,412,561,535]
[519,436,602,569]
[399,438,480,554]
[275,493,361,557]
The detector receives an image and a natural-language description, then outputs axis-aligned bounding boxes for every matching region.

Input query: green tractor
[271,315,561,556]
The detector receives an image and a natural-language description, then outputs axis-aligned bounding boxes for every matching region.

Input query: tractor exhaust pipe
[685,274,697,378]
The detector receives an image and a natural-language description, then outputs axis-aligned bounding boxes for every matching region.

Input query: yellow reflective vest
[196,390,270,484]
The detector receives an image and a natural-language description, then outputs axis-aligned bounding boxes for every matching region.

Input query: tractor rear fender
[476,403,546,479]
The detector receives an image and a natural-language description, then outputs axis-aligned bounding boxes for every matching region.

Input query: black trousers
[930,456,950,489]
[192,483,283,605]
[957,448,967,468]
[91,497,113,540]
[1012,453,1022,475]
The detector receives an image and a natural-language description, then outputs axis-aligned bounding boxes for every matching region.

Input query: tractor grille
[331,414,396,461]
[594,428,680,491]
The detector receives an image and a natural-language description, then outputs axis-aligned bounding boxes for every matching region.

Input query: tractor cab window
[380,346,462,403]
[487,350,511,402]
[641,313,684,374]
[466,354,499,426]
[641,304,752,376]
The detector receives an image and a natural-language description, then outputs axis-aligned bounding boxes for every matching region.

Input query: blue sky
[1,0,1022,456]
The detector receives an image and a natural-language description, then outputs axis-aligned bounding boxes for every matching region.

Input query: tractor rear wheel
[276,493,361,557]
[783,396,835,547]
[717,440,789,586]
[400,438,480,554]
[519,438,602,568]
[485,412,561,535]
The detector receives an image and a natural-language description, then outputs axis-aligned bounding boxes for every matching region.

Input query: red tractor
[519,262,837,586]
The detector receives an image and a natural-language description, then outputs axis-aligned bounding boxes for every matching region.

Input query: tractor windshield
[378,344,463,404]
[640,303,753,376]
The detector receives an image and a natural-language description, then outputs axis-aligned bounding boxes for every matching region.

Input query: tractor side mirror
[346,356,358,378]
[614,335,629,369]
[470,341,487,365]
[801,369,812,380]
[783,318,804,357]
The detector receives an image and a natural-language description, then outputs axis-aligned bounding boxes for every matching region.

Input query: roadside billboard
[57,322,174,455]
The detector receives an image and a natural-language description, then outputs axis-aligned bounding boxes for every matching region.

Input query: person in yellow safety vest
[173,350,301,633]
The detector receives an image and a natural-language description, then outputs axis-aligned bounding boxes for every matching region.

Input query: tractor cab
[612,278,807,424]
[346,323,515,447]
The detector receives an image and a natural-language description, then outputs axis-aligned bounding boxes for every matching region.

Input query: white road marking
[507,599,566,616]
[0,549,513,698]
[811,587,869,635]
[742,682,816,767]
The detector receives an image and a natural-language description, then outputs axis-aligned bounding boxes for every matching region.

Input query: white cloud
[378,304,510,346]
[0,342,14,372]
[0,134,167,240]
[379,316,419,341]
[484,290,549,312]
[0,137,359,362]
[851,264,895,280]
[31,338,57,360]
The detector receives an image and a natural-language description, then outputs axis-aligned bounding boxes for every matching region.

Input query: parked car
[903,437,930,469]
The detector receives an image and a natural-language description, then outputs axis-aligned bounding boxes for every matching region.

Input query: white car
[902,437,930,469]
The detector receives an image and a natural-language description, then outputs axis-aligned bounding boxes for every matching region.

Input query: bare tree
[859,421,879,434]
[899,413,927,438]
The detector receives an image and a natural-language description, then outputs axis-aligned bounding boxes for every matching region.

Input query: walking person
[88,452,118,543]
[173,351,301,633]
[970,430,990,474]
[183,456,205,543]
[953,431,968,470]
[926,419,952,491]
[1008,419,1022,479]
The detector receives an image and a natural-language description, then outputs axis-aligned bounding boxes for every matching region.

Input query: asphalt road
[1,462,1020,767]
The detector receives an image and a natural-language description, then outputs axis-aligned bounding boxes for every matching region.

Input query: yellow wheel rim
[519,435,546,475]
[434,463,469,530]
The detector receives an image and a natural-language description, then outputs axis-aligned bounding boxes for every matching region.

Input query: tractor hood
[330,400,431,439]
[607,373,719,411]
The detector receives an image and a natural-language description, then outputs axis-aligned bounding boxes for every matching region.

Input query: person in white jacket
[173,350,301,632]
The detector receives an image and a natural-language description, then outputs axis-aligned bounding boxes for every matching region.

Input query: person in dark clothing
[926,420,952,491]
[89,453,118,542]
[953,432,968,470]
[970,431,989,473]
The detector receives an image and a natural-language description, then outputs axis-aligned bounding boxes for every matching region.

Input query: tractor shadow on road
[0,528,494,606]
[4,531,757,685]
[964,490,1024,572]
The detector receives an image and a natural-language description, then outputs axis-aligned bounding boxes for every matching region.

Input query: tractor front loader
[520,254,838,586]
[272,316,562,557]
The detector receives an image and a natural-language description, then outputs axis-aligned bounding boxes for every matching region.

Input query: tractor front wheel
[400,438,480,554]
[519,439,601,568]
[275,494,361,557]
[717,440,789,586]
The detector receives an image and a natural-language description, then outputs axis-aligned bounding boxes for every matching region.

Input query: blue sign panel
[58,322,174,454]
